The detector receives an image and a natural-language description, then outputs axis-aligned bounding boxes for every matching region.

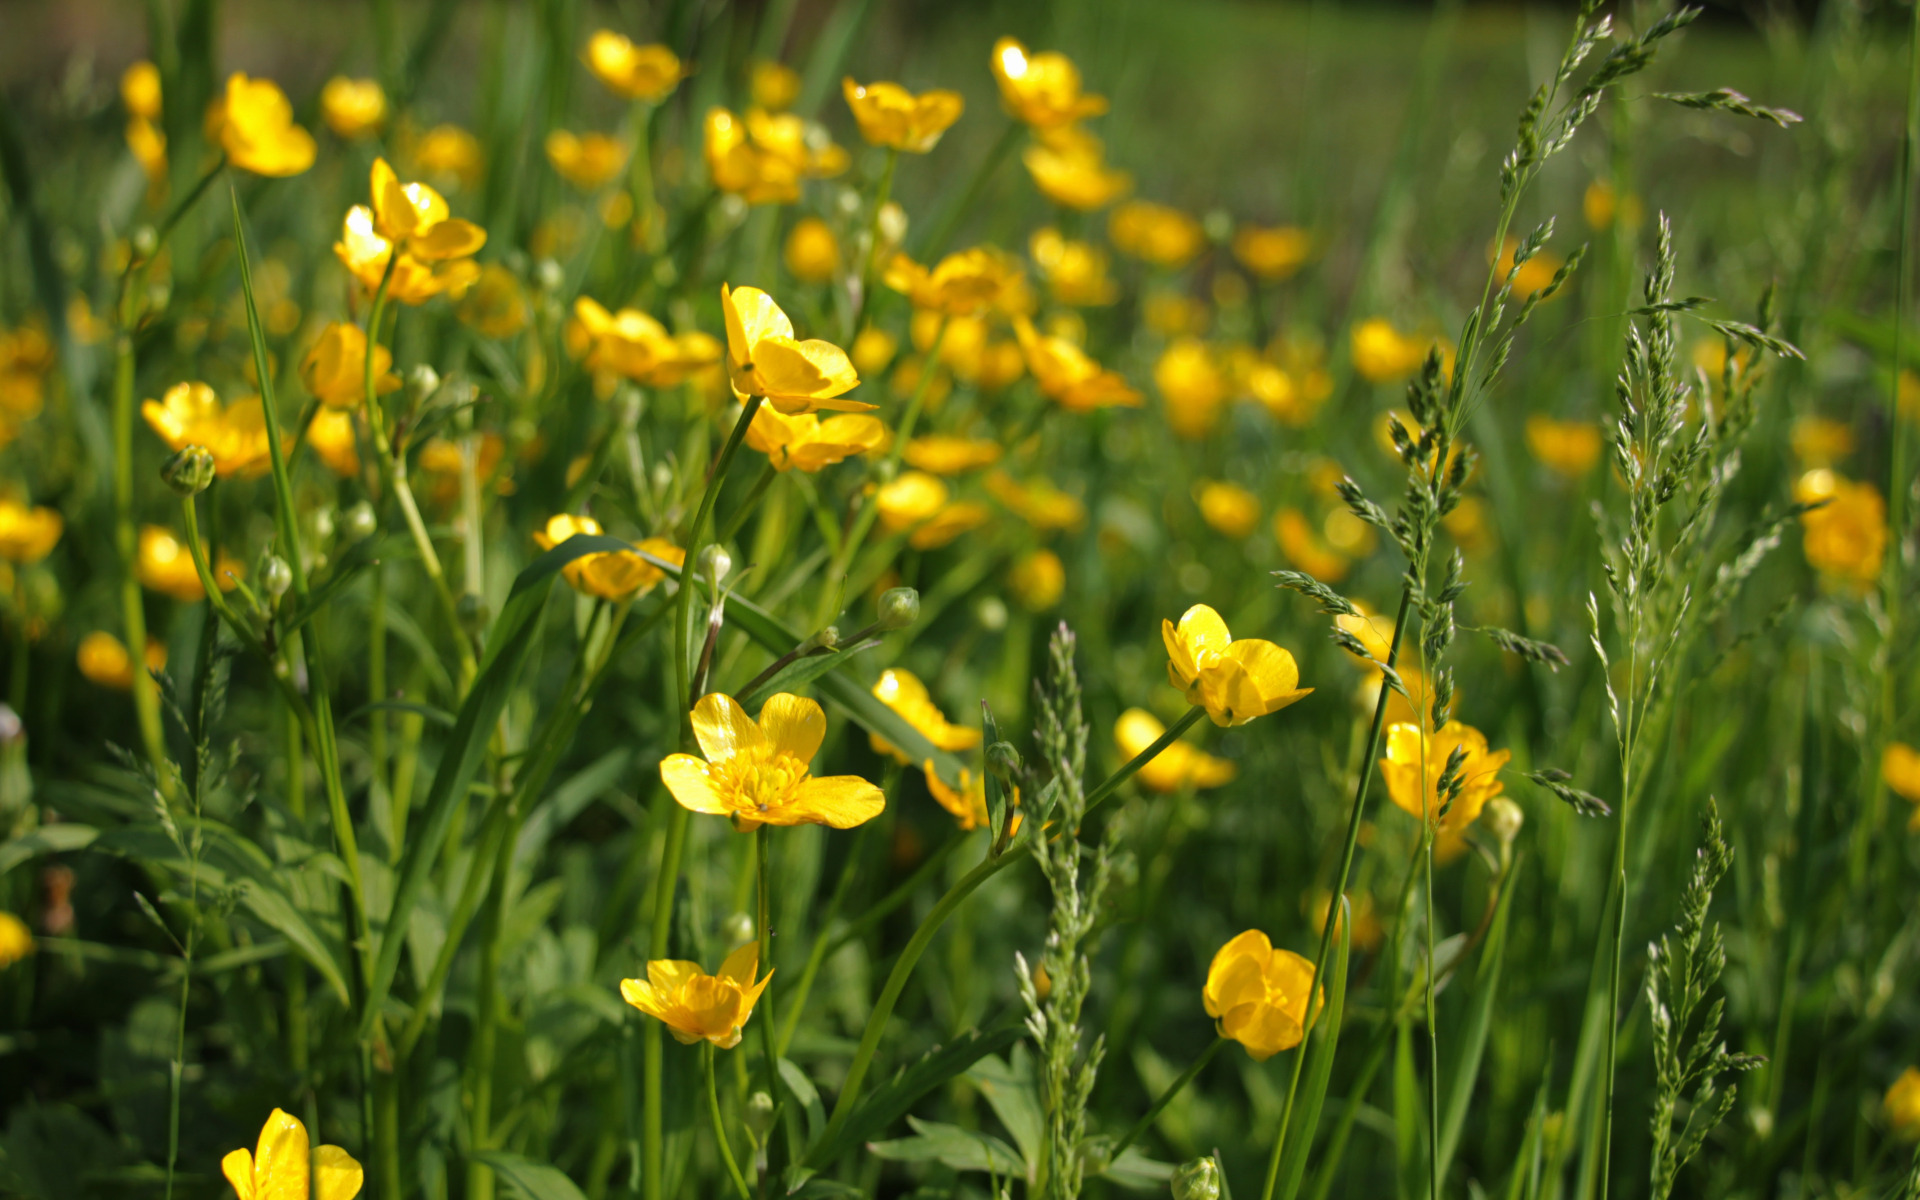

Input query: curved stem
[756,824,780,1093]
[1111,1037,1224,1159]
[847,147,898,340]
[676,397,767,717]
[707,1042,755,1200]
[114,333,172,797]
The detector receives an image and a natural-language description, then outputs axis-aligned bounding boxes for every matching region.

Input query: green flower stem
[113,331,171,798]
[1081,706,1207,820]
[676,396,767,716]
[777,816,878,1056]
[822,832,961,960]
[920,121,1021,261]
[1260,585,1413,1200]
[707,1042,755,1200]
[847,146,899,341]
[1111,1036,1224,1159]
[755,823,780,1094]
[718,462,781,546]
[631,100,661,255]
[643,803,690,1200]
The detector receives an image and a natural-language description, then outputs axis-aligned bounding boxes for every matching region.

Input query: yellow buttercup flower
[1156,337,1227,438]
[986,471,1086,532]
[222,1108,362,1200]
[533,514,683,600]
[842,77,964,152]
[1490,237,1563,300]
[1380,720,1512,860]
[752,60,802,110]
[1789,416,1853,467]
[1196,480,1260,539]
[851,326,900,375]
[785,217,843,283]
[1885,1068,1920,1139]
[141,382,275,479]
[307,409,361,477]
[1030,227,1118,307]
[746,405,886,473]
[875,472,959,540]
[872,669,982,760]
[1583,180,1643,232]
[620,943,771,1049]
[660,693,886,831]
[1794,469,1886,587]
[1309,889,1384,954]
[884,246,1021,316]
[1274,507,1351,583]
[586,32,687,102]
[1109,201,1205,269]
[1233,225,1311,280]
[139,526,241,602]
[990,37,1108,128]
[1882,742,1920,832]
[121,60,162,120]
[922,762,1002,831]
[300,323,401,410]
[721,283,867,413]
[126,116,168,189]
[1008,549,1066,610]
[410,124,484,186]
[1163,603,1311,728]
[1350,317,1437,385]
[1525,415,1603,478]
[336,159,487,305]
[546,130,630,189]
[320,77,387,138]
[567,298,715,387]
[459,264,531,338]
[0,910,32,969]
[904,435,1001,475]
[210,73,315,176]
[0,499,63,564]
[1014,317,1140,412]
[1021,125,1131,212]
[914,501,991,550]
[77,631,167,691]
[1335,602,1437,729]
[1203,930,1317,1060]
[705,107,846,206]
[1116,707,1235,793]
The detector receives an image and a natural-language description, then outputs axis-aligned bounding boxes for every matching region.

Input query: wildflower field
[0,0,1917,1196]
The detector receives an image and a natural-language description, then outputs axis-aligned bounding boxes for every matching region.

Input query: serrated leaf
[965,1047,1042,1170]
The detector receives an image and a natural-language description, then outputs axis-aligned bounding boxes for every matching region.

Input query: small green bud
[161,446,216,496]
[986,741,1022,781]
[131,225,159,260]
[744,1091,775,1137]
[799,626,840,654]
[876,587,920,631]
[536,257,565,291]
[1172,1158,1220,1200]
[261,555,293,601]
[407,363,441,401]
[1485,795,1524,848]
[720,911,755,947]
[343,501,378,541]
[700,544,732,584]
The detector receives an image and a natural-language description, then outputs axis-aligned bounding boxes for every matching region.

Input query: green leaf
[1276,898,1352,1200]
[867,1117,1024,1174]
[469,1151,589,1200]
[1102,1147,1178,1191]
[359,534,639,1039]
[965,1048,1043,1169]
[779,1057,827,1147]
[802,1020,1022,1169]
[281,533,401,635]
[0,824,98,876]
[736,638,881,710]
[1436,862,1519,1181]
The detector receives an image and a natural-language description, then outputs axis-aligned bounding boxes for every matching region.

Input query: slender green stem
[719,463,781,545]
[755,824,780,1094]
[847,147,898,340]
[777,819,876,1056]
[823,833,961,959]
[920,121,1021,260]
[707,1042,755,1200]
[677,396,767,716]
[1111,1037,1224,1159]
[631,100,661,254]
[113,332,172,797]
[1424,820,1439,1200]
[1083,706,1208,822]
[644,803,690,1200]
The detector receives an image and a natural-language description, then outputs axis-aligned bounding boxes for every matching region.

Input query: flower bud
[343,501,378,541]
[536,257,565,292]
[799,626,840,654]
[1172,1157,1220,1200]
[407,363,441,401]
[0,704,23,746]
[744,1091,775,1137]
[261,555,293,601]
[721,911,755,946]
[876,587,920,631]
[1485,795,1524,848]
[700,544,732,584]
[131,225,159,260]
[877,201,908,249]
[986,741,1022,780]
[161,446,216,496]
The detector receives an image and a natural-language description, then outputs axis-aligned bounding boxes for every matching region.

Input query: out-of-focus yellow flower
[747,405,885,473]
[1117,707,1234,793]
[139,526,240,601]
[1491,237,1564,300]
[843,77,964,152]
[751,60,802,111]
[1309,889,1384,953]
[1015,317,1140,412]
[1204,930,1316,1060]
[1901,370,1920,422]
[336,159,486,305]
[621,943,771,1049]
[851,327,899,375]
[533,514,682,600]
[0,499,63,564]
[300,323,400,410]
[1884,1068,1920,1139]
[986,470,1086,532]
[1143,292,1207,338]
[706,107,846,205]
[222,1108,362,1200]
[410,124,484,186]
[77,631,167,691]
[1525,415,1602,478]
[990,37,1108,128]
[1883,742,1920,832]
[1350,318,1439,384]
[1197,481,1260,539]
[546,130,630,189]
[661,692,886,831]
[1274,507,1351,583]
[1795,469,1886,587]
[785,217,842,283]
[871,668,982,763]
[567,297,716,388]
[141,382,275,478]
[1335,602,1438,728]
[923,761,1004,831]
[1030,227,1117,306]
[0,910,32,969]
[1583,180,1642,232]
[885,247,1020,316]
[419,433,511,502]
[1022,125,1131,211]
[1164,603,1310,727]
[126,116,168,188]
[1156,337,1227,438]
[1790,416,1852,466]
[122,61,161,120]
[307,409,361,477]
[1008,548,1066,610]
[722,283,867,413]
[1380,720,1512,860]
[1442,494,1491,556]
[875,471,946,531]
[459,264,530,338]
[905,435,1001,475]
[1233,225,1311,281]
[909,495,990,551]
[210,73,315,176]
[320,77,387,139]
[1110,201,1205,269]
[587,32,687,102]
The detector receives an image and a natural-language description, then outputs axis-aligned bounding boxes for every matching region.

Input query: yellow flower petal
[690,693,764,761]
[758,693,826,764]
[787,775,887,829]
[661,754,733,815]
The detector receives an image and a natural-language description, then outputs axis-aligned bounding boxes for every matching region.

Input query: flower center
[716,744,807,813]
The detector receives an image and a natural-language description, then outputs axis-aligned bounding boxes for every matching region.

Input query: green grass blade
[1276,897,1353,1200]
[1436,861,1521,1181]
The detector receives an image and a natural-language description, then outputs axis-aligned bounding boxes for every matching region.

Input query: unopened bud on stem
[161,446,216,496]
[877,586,920,630]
